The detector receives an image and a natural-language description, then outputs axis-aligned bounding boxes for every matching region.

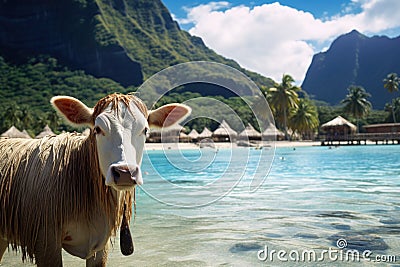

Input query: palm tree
[267,74,300,139]
[384,73,399,93]
[3,103,22,129]
[20,105,34,130]
[251,95,274,121]
[341,85,372,132]
[385,97,400,123]
[289,98,319,140]
[383,72,399,122]
[46,111,61,133]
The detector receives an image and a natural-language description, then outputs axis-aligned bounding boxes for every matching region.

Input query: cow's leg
[86,242,109,267]
[0,239,8,261]
[34,228,62,267]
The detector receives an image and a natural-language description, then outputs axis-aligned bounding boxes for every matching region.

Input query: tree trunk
[283,108,290,141]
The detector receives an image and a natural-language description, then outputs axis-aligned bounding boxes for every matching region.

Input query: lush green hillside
[0,56,128,110]
[0,56,259,135]
[96,0,234,77]
[0,0,274,92]
[95,0,275,87]
[0,56,129,135]
[302,30,400,109]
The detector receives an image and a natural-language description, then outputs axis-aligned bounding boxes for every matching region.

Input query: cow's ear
[51,96,93,127]
[148,104,191,128]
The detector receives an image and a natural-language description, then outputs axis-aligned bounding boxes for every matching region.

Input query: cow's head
[51,93,191,191]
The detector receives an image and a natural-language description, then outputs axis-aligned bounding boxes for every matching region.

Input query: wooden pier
[320,133,400,146]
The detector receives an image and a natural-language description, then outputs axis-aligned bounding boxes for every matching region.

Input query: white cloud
[180,0,400,84]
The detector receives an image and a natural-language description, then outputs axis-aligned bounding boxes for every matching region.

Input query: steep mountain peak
[302,30,400,108]
[347,29,364,37]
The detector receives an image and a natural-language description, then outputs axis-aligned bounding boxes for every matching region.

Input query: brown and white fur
[0,93,191,266]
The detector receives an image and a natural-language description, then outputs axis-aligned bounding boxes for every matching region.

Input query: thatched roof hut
[321,116,357,136]
[22,130,32,138]
[238,123,262,141]
[198,127,212,140]
[262,123,285,140]
[35,125,56,139]
[1,126,31,138]
[187,129,199,142]
[147,124,183,143]
[179,132,191,143]
[212,120,237,142]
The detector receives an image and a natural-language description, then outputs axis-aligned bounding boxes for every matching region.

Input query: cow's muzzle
[109,164,143,188]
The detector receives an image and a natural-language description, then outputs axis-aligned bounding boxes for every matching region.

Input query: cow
[0,93,191,266]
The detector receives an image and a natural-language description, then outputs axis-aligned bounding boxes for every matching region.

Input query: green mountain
[0,0,273,90]
[302,30,400,109]
[0,0,275,134]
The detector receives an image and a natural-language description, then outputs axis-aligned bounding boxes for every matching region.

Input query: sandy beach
[145,140,321,150]
[274,140,321,147]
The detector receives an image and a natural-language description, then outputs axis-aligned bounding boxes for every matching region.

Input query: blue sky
[164,0,353,29]
[161,0,400,83]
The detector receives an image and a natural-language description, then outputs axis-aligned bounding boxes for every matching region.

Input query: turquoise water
[2,145,400,266]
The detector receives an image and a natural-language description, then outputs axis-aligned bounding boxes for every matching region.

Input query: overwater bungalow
[320,116,356,140]
[364,123,400,133]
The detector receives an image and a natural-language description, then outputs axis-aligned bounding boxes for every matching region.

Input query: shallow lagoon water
[2,145,400,266]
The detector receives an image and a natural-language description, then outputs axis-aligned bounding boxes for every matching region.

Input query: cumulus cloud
[178,0,400,83]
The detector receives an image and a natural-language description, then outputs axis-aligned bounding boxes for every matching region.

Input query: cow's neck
[82,133,133,234]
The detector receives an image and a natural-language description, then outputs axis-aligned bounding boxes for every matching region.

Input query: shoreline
[145,140,321,150]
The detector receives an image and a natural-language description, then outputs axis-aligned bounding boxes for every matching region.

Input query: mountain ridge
[302,30,400,108]
[0,0,274,90]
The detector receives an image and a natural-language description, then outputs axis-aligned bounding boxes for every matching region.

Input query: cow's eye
[143,127,149,137]
[93,126,103,135]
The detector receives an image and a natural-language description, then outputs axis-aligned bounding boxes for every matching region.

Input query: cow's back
[0,134,93,260]
[0,137,47,258]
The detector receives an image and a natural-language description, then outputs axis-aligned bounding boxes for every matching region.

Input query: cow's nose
[111,165,138,187]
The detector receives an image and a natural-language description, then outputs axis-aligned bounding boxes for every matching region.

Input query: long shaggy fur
[92,93,148,124]
[0,93,146,262]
